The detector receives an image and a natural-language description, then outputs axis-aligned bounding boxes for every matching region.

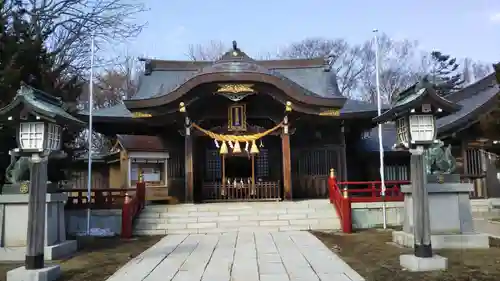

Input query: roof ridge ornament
[232,40,240,56]
[323,55,334,72]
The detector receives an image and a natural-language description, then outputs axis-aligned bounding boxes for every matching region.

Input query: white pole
[373,29,387,229]
[86,33,95,235]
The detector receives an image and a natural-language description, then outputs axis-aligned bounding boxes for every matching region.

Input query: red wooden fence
[328,168,409,233]
[121,182,146,239]
[63,188,136,209]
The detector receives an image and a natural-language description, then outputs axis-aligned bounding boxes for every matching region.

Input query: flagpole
[373,29,387,229]
[86,33,95,235]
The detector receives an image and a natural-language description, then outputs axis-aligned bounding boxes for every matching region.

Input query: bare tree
[359,34,423,103]
[471,61,493,80]
[279,38,369,98]
[12,0,147,72]
[78,55,142,153]
[186,40,227,61]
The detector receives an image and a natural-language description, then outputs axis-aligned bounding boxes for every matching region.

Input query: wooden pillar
[340,125,348,182]
[282,118,292,200]
[120,150,129,188]
[221,155,226,196]
[26,154,48,269]
[185,117,194,203]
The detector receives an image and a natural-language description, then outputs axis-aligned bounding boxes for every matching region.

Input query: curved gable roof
[124,43,346,110]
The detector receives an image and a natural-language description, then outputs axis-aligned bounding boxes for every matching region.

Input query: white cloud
[490,12,500,23]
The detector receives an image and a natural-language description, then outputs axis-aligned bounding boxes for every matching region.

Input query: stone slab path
[105,231,365,281]
[474,218,500,238]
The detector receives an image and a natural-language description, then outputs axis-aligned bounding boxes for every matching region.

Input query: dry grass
[0,235,162,281]
[312,229,500,281]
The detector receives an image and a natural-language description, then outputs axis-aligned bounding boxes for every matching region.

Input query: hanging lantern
[228,141,234,149]
[250,140,260,154]
[219,141,228,154]
[233,141,241,153]
[179,102,186,113]
[285,101,292,112]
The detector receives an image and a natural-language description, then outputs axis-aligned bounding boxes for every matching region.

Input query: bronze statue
[5,156,31,184]
[425,140,457,174]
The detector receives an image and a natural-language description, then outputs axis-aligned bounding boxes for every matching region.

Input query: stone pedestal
[393,181,489,249]
[0,193,77,261]
[400,254,447,272]
[7,265,60,281]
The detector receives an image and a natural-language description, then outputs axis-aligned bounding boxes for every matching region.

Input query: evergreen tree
[428,51,464,95]
[0,2,84,184]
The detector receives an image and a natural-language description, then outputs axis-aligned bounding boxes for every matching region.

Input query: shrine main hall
[80,42,499,203]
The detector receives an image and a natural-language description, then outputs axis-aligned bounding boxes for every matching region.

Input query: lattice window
[205,149,221,180]
[256,149,269,179]
[396,117,408,144]
[384,165,409,181]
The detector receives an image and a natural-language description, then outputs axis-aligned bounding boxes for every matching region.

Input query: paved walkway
[106,231,365,281]
[474,218,500,238]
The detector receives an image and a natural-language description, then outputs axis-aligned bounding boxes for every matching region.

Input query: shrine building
[79,42,500,203]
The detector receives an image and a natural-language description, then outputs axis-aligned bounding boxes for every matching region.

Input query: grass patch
[0,235,162,281]
[312,229,500,281]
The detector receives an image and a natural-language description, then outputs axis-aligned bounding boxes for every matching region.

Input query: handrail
[327,170,410,234]
[337,180,409,203]
[328,169,352,233]
[121,182,146,239]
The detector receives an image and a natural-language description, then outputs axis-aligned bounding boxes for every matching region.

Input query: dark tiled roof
[437,81,498,134]
[117,135,168,152]
[132,70,197,100]
[0,85,85,125]
[445,73,497,102]
[89,103,133,117]
[127,63,342,101]
[361,77,499,152]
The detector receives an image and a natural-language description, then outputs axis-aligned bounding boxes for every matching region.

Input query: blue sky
[122,0,499,62]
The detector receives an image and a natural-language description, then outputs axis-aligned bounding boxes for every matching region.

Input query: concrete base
[393,231,490,249]
[0,240,77,261]
[7,265,61,281]
[400,254,447,272]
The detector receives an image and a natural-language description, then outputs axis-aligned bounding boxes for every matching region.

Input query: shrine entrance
[195,131,282,202]
[225,154,251,179]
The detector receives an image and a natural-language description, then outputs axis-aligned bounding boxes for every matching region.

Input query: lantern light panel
[409,114,435,143]
[19,122,44,150]
[18,122,62,151]
[396,117,409,145]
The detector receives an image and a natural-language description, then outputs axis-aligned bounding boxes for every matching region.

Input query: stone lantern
[0,85,84,281]
[373,78,468,271]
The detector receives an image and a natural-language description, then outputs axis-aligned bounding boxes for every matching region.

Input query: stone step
[133,199,340,235]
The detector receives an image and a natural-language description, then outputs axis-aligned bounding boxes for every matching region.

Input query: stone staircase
[133,199,340,235]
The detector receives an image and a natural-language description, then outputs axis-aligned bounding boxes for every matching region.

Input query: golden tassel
[219,141,228,154]
[250,140,259,154]
[233,141,241,153]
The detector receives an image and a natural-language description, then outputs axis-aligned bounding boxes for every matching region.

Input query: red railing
[337,181,409,203]
[327,169,409,233]
[328,169,352,233]
[121,182,146,239]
